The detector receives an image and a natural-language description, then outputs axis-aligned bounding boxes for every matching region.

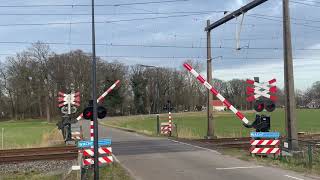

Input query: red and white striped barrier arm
[250,139,280,146]
[83,147,112,157]
[76,80,120,121]
[83,156,113,166]
[168,112,172,131]
[250,147,280,154]
[183,63,249,125]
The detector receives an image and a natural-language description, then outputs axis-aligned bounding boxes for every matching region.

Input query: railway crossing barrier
[160,122,170,135]
[77,139,113,167]
[71,131,82,140]
[183,63,250,125]
[82,147,113,166]
[250,132,281,155]
[71,125,82,141]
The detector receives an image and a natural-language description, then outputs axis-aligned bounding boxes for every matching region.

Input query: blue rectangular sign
[250,132,280,139]
[77,139,112,148]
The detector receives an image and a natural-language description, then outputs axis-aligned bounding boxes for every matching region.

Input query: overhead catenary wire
[0,0,189,8]
[1,41,320,51]
[0,13,222,27]
[290,1,320,8]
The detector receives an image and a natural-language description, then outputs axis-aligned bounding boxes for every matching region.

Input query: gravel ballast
[0,160,77,175]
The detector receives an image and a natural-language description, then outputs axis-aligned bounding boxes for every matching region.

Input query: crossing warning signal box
[245,114,270,132]
[83,100,107,120]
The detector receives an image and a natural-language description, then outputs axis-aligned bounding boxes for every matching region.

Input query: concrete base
[281,150,303,157]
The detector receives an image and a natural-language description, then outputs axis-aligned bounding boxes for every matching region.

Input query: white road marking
[284,175,305,180]
[216,166,263,170]
[168,139,221,154]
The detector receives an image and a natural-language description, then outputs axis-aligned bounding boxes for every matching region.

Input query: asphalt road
[80,120,317,180]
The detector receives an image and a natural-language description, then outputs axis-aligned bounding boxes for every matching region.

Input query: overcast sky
[0,0,319,90]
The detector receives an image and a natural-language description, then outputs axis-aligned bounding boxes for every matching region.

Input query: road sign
[250,132,280,139]
[78,139,111,148]
[83,147,112,157]
[58,91,80,114]
[246,78,277,102]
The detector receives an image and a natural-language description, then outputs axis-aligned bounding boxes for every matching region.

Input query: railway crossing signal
[246,78,277,102]
[83,103,107,120]
[246,78,277,112]
[58,91,80,115]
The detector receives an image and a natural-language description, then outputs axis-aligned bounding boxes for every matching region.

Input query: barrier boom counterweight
[183,63,249,125]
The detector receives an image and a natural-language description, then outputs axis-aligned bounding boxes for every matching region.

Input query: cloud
[214,58,320,90]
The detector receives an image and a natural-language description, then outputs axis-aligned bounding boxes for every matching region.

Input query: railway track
[175,134,320,149]
[0,146,78,163]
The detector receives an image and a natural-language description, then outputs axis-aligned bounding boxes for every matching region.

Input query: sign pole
[91,0,99,178]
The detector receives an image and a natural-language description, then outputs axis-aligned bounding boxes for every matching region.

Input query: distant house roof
[211,100,224,107]
[307,99,320,107]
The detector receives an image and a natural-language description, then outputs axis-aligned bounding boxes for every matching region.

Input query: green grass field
[0,120,58,149]
[101,109,320,138]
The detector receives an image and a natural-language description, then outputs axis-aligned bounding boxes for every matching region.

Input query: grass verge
[101,109,320,138]
[221,148,320,176]
[0,120,60,149]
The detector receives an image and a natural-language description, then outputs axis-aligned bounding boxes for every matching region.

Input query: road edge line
[284,175,305,180]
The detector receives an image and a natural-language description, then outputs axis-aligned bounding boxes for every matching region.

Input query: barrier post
[156,114,160,135]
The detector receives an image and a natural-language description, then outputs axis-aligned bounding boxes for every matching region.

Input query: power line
[1,52,320,62]
[0,11,225,16]
[0,13,215,27]
[247,15,320,31]
[251,13,320,23]
[0,0,188,8]
[100,55,320,60]
[291,1,320,8]
[1,41,320,51]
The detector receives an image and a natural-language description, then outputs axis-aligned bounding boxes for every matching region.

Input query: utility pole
[283,0,298,151]
[205,0,269,138]
[91,0,99,179]
[206,20,214,138]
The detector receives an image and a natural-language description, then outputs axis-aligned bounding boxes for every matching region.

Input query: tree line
[0,42,319,121]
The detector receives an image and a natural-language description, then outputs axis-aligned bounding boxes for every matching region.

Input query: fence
[281,139,320,170]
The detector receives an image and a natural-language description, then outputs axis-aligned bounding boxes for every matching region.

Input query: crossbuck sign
[246,78,277,102]
[58,91,80,114]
